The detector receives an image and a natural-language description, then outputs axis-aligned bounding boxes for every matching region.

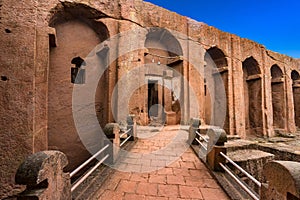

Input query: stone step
[225,139,258,152]
[213,171,254,200]
[227,149,274,163]
[72,165,112,200]
[226,149,274,194]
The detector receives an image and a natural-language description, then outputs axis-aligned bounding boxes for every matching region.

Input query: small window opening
[5,29,11,33]
[71,57,85,84]
[1,76,8,81]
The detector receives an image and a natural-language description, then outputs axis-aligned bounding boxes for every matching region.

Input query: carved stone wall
[0,0,299,198]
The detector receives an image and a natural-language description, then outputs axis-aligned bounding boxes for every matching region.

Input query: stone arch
[291,70,300,80]
[206,47,228,68]
[142,27,184,125]
[48,2,109,41]
[271,64,285,129]
[205,47,229,133]
[271,64,284,78]
[144,27,183,72]
[48,4,110,171]
[242,56,263,136]
[291,70,300,127]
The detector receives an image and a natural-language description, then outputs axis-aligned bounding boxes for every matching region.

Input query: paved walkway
[95,125,230,200]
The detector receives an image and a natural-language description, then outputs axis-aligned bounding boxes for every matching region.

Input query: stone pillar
[33,27,54,153]
[163,71,177,125]
[282,74,289,131]
[100,19,120,124]
[116,22,147,124]
[231,36,246,138]
[285,68,297,133]
[263,56,275,137]
[182,60,190,124]
[186,18,205,122]
[261,161,300,200]
[260,48,267,137]
[227,40,235,135]
[163,71,173,112]
[206,128,227,171]
[15,151,71,200]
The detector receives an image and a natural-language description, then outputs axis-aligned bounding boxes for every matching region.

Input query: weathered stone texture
[228,149,275,193]
[0,0,38,198]
[1,0,300,198]
[141,1,187,34]
[262,161,300,200]
[15,151,71,200]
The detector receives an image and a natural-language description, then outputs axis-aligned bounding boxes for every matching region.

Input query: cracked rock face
[262,161,300,200]
[1,0,300,198]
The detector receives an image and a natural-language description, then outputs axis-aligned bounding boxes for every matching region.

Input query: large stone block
[261,161,300,200]
[15,151,71,200]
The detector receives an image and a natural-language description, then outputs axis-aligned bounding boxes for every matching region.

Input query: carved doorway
[148,80,159,118]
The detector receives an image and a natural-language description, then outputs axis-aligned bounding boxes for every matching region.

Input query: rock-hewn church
[1,0,299,198]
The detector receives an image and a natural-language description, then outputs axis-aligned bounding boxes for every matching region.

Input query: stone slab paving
[95,125,230,200]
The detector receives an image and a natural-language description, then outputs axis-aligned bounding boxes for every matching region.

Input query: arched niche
[48,4,110,171]
[141,27,183,125]
[144,28,183,73]
[242,57,263,136]
[271,64,285,129]
[206,47,228,68]
[291,70,300,127]
[205,47,229,134]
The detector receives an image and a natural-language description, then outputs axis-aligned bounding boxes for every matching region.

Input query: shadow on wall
[48,3,110,171]
[242,57,263,137]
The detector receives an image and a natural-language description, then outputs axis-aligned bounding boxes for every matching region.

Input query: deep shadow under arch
[142,28,183,125]
[242,57,263,137]
[48,4,110,171]
[292,70,300,127]
[206,47,229,134]
[271,64,285,129]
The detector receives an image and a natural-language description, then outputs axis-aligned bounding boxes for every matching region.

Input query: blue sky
[145,0,300,58]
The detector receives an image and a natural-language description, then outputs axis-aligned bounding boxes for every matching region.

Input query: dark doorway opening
[271,64,285,129]
[148,81,159,118]
[242,57,263,137]
[292,70,300,128]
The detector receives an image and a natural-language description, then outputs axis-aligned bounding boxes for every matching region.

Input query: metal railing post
[127,114,136,141]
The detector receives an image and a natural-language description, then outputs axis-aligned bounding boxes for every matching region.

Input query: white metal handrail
[120,135,132,147]
[71,154,109,192]
[196,131,208,143]
[220,152,261,187]
[219,163,259,200]
[120,128,132,138]
[195,138,207,151]
[70,144,109,178]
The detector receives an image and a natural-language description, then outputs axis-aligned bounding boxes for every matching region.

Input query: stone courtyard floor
[94,125,229,200]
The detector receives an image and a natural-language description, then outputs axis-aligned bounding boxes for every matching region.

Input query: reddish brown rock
[15,151,71,200]
[0,0,300,198]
